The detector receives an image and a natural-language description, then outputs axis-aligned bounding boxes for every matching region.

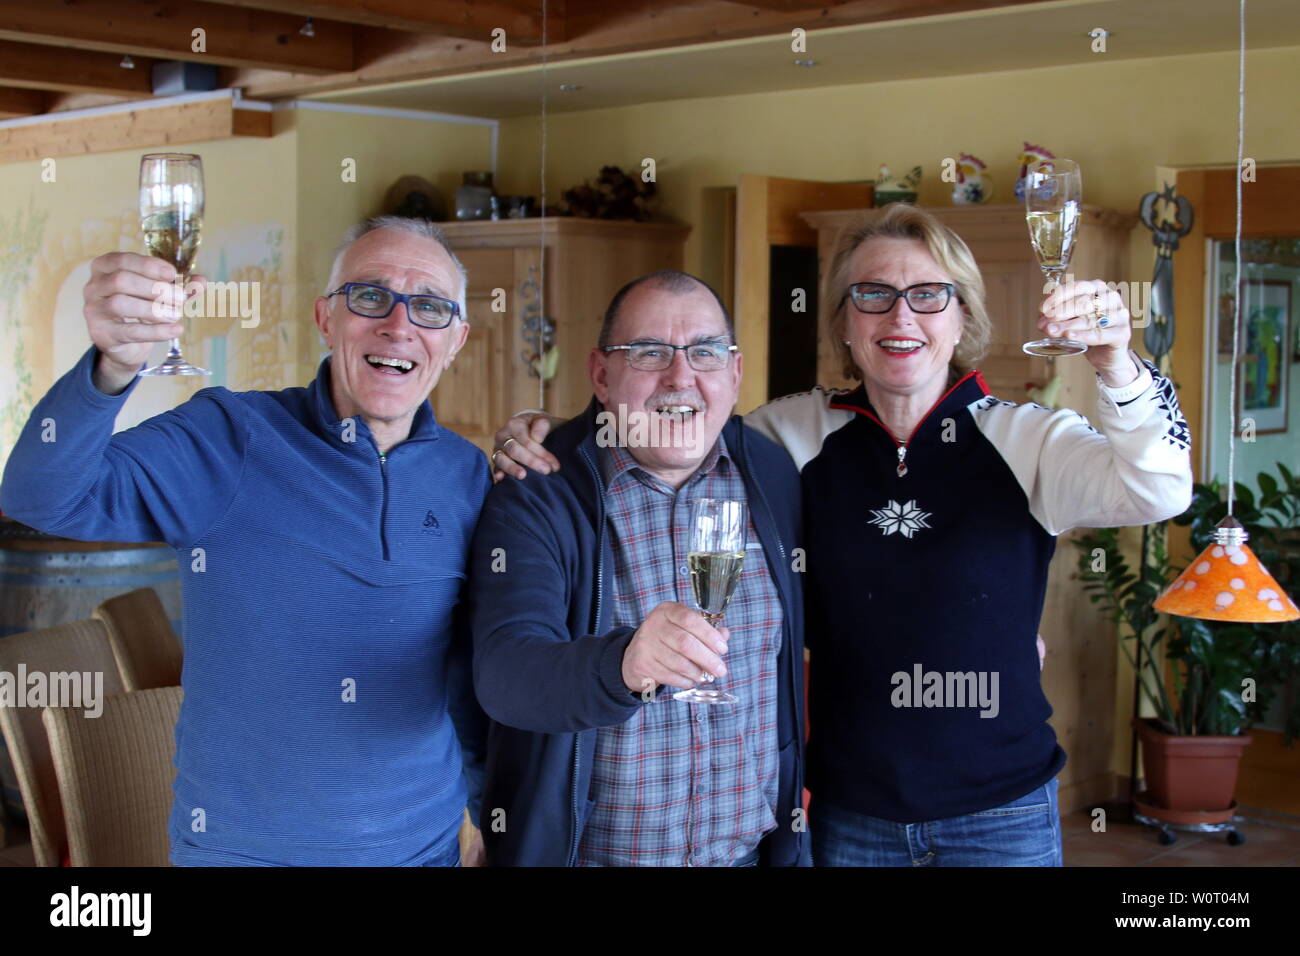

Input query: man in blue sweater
[1,217,489,866]
[469,271,809,866]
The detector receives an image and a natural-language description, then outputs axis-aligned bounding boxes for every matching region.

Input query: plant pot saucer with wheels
[1132,792,1237,826]
[1132,792,1246,847]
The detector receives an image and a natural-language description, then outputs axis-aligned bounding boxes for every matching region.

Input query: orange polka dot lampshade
[1154,541,1299,622]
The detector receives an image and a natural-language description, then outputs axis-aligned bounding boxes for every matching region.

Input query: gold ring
[490,449,502,466]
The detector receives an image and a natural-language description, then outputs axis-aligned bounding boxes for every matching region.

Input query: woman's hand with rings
[1039,278,1139,386]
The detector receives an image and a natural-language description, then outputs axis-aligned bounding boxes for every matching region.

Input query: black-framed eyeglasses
[327,282,460,329]
[843,282,957,314]
[601,340,739,371]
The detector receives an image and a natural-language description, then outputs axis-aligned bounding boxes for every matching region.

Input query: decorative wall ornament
[1137,183,1195,361]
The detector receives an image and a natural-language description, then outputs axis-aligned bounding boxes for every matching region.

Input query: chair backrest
[0,619,124,866]
[44,685,182,867]
[92,587,182,692]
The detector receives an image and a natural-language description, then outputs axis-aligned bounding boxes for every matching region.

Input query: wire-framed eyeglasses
[601,340,739,371]
[843,282,957,314]
[327,282,460,329]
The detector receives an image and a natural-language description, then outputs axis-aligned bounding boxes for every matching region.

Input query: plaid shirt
[577,436,782,867]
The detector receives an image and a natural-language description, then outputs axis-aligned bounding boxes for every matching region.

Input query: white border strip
[0,89,270,131]
[277,98,497,127]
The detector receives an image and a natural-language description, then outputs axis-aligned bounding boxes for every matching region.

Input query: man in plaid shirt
[467,270,809,866]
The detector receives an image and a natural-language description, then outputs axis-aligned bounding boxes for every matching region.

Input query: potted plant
[1074,462,1300,816]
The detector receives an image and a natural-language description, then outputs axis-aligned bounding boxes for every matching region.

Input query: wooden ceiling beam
[724,1,848,9]
[0,40,157,96]
[0,0,355,74]
[205,0,560,45]
[0,96,271,164]
[232,0,1054,100]
[0,85,45,118]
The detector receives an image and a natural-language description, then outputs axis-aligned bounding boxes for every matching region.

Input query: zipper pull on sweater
[896,445,908,478]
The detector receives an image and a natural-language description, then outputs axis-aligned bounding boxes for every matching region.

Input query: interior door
[734,174,873,412]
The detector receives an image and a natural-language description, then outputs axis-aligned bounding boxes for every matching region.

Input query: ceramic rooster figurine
[952,154,992,204]
[1014,143,1055,202]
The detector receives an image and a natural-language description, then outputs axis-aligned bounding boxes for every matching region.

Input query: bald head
[598,270,733,349]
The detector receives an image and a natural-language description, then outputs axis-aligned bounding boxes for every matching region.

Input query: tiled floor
[3,806,1298,867]
[1062,804,1300,867]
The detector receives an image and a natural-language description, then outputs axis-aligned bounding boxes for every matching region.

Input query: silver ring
[502,437,519,451]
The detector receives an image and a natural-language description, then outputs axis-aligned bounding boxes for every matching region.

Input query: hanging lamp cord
[1227,0,1246,517]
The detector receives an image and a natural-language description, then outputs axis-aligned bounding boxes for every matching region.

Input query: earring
[843,340,851,346]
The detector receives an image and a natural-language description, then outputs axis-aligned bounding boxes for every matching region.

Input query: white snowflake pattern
[868,499,932,538]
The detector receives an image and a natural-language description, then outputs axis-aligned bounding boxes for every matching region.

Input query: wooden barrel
[0,534,182,823]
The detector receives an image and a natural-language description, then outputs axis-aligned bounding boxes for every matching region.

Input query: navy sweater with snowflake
[746,357,1191,822]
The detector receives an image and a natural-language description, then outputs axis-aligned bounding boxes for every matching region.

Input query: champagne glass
[139,153,208,375]
[673,498,746,705]
[1023,158,1086,357]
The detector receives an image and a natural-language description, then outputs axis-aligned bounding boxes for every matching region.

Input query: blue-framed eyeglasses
[601,340,739,371]
[843,282,958,314]
[327,282,460,329]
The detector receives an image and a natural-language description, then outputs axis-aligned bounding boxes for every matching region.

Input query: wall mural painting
[0,201,50,454]
[0,215,291,464]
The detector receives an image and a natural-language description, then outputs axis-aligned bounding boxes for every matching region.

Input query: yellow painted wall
[291,107,493,373]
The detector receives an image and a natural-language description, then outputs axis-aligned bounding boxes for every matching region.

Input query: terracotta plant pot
[1132,717,1252,811]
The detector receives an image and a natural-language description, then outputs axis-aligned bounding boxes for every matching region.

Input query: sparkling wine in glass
[139,153,208,375]
[1023,157,1086,357]
[674,498,746,705]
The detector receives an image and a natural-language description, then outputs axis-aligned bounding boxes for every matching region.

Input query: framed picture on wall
[1217,268,1238,357]
[1236,279,1290,435]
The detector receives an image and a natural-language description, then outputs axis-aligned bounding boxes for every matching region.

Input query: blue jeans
[811,778,1063,867]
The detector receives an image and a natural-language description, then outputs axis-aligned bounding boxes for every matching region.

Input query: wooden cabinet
[434,218,691,453]
[801,203,1137,404]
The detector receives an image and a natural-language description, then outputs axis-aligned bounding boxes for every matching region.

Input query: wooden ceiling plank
[0,40,156,96]
[726,1,848,9]
[0,0,355,74]
[0,84,45,117]
[206,0,553,44]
